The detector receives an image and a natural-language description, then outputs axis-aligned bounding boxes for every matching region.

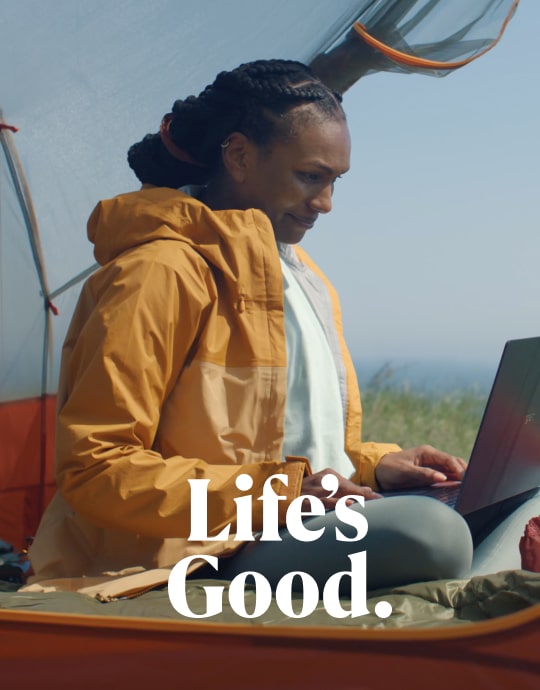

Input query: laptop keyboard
[382,482,462,508]
[406,483,461,507]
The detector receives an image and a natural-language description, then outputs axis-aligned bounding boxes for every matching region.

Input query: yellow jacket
[29,187,399,578]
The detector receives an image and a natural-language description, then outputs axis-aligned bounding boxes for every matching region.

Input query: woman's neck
[197,179,246,212]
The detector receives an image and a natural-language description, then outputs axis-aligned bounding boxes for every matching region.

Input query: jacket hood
[87,186,278,282]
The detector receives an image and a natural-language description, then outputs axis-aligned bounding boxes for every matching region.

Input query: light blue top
[280,251,353,477]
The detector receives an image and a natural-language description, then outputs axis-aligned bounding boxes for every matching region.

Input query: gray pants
[217,496,473,593]
[468,490,540,576]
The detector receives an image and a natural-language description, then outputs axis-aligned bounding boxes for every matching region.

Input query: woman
[29,59,472,591]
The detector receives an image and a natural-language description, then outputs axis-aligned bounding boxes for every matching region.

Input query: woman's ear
[220,132,257,183]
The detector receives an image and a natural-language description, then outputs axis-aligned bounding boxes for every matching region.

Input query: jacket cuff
[353,442,402,489]
[273,456,312,523]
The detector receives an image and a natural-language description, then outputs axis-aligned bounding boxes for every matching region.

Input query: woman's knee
[388,497,473,579]
[361,496,473,587]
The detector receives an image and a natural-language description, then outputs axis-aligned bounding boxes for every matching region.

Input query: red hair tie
[159,114,206,168]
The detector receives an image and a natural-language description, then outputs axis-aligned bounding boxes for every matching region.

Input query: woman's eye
[299,172,320,183]
[298,172,341,187]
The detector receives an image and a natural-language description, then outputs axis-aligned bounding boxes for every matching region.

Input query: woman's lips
[289,213,318,229]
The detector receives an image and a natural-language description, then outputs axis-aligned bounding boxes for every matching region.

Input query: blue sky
[304,1,539,370]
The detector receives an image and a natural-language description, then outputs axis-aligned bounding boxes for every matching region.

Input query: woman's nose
[309,184,333,214]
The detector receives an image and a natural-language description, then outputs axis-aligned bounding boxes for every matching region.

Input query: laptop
[384,337,540,545]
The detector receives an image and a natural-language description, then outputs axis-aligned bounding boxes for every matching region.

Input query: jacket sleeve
[293,247,401,488]
[55,249,306,540]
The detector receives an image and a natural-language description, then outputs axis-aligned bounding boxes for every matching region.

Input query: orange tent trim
[353,0,519,71]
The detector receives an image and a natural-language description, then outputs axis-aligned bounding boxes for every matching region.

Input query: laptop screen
[457,337,540,515]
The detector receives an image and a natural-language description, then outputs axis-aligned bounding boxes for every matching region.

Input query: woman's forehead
[274,115,351,170]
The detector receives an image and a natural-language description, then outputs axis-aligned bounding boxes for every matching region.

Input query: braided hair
[127,59,344,188]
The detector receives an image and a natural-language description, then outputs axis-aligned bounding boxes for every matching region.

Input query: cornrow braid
[128,59,344,188]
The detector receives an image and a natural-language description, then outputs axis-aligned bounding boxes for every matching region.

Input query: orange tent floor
[1,602,540,689]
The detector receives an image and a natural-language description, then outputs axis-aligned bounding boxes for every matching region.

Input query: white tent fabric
[1,132,45,399]
[0,0,367,398]
[0,0,519,398]
[0,0,519,546]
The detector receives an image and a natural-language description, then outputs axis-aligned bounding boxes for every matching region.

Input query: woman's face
[230,111,351,244]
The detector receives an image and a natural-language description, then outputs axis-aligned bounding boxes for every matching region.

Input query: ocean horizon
[354,358,497,396]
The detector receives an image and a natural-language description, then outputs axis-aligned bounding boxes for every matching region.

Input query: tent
[3,1,539,687]
[0,0,521,550]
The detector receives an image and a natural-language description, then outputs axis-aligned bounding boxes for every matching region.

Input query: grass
[359,365,487,461]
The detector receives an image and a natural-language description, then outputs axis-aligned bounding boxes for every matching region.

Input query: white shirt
[280,257,353,477]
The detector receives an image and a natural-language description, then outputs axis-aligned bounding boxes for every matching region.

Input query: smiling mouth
[289,214,318,229]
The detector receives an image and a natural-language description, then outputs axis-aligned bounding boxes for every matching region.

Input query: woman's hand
[301,468,382,510]
[375,445,467,491]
